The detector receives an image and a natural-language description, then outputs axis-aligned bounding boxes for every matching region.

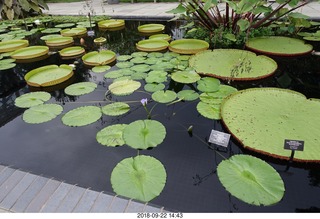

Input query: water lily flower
[34,20,41,25]
[141,98,148,106]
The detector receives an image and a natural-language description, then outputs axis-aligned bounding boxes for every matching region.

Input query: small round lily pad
[152,90,177,103]
[108,79,141,96]
[23,104,63,124]
[96,124,127,147]
[177,90,199,101]
[171,70,201,84]
[14,91,51,108]
[62,106,102,127]
[196,101,221,120]
[92,65,111,73]
[144,83,165,93]
[101,102,130,116]
[64,82,97,96]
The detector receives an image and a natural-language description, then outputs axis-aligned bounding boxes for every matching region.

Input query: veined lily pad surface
[169,39,209,54]
[245,36,313,56]
[0,59,16,70]
[123,120,166,149]
[111,155,167,202]
[64,82,97,96]
[171,69,201,84]
[108,79,141,96]
[217,154,285,206]
[189,49,277,81]
[59,46,85,59]
[152,90,177,103]
[11,46,49,60]
[136,39,169,52]
[82,50,116,66]
[101,102,130,116]
[62,106,102,127]
[177,90,199,101]
[14,91,51,108]
[221,88,320,162]
[96,124,127,147]
[24,64,74,87]
[0,39,29,53]
[23,104,63,124]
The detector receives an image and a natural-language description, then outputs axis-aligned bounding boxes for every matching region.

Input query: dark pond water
[0,20,320,213]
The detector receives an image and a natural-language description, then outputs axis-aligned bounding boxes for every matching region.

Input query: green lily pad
[169,39,209,54]
[110,155,166,202]
[62,106,102,127]
[113,76,132,82]
[116,61,134,69]
[130,64,151,73]
[0,60,16,70]
[64,82,97,96]
[104,70,124,79]
[197,77,220,93]
[101,102,130,116]
[123,120,166,149]
[144,83,165,93]
[0,39,29,53]
[217,154,285,206]
[55,23,75,28]
[82,50,116,66]
[23,104,63,124]
[147,52,164,58]
[245,36,313,56]
[196,101,221,120]
[200,85,238,101]
[41,28,62,34]
[136,39,169,52]
[221,88,320,162]
[131,72,148,80]
[96,124,127,147]
[14,91,51,108]
[131,51,148,57]
[177,90,199,101]
[189,49,277,81]
[117,55,132,61]
[149,34,171,41]
[138,24,165,34]
[60,27,87,37]
[108,79,141,96]
[171,70,201,84]
[92,65,111,73]
[152,90,177,103]
[40,34,63,41]
[130,57,146,64]
[145,71,167,84]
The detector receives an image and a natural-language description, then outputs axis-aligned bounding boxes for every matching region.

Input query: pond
[0,19,320,213]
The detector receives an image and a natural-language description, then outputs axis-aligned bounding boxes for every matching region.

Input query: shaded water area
[0,20,320,212]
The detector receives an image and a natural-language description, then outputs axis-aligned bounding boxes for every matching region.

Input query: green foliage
[1,0,49,20]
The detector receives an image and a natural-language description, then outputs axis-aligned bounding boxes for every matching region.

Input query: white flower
[34,20,41,25]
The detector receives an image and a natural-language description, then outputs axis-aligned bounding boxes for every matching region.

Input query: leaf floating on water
[152,90,177,103]
[15,91,51,108]
[96,124,127,147]
[177,90,199,101]
[62,106,102,127]
[23,104,63,124]
[108,79,141,96]
[64,82,97,96]
[101,102,130,116]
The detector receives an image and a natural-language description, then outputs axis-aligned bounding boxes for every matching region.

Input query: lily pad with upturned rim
[221,88,320,162]
[60,27,87,38]
[82,50,116,66]
[45,36,74,47]
[14,91,51,108]
[10,46,49,60]
[0,39,29,53]
[23,104,63,124]
[98,19,125,30]
[169,39,209,54]
[245,36,313,56]
[108,79,141,96]
[123,120,166,149]
[152,90,177,103]
[96,124,128,147]
[59,46,85,59]
[40,34,63,41]
[217,154,285,206]
[110,155,167,202]
[136,39,169,52]
[138,24,165,34]
[62,106,102,127]
[64,82,97,96]
[101,102,130,116]
[149,34,171,41]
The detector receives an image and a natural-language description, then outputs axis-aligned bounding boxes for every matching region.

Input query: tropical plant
[0,0,49,20]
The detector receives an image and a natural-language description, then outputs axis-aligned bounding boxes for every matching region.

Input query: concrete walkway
[43,1,320,20]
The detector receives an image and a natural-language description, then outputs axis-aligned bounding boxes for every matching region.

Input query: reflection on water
[0,20,319,212]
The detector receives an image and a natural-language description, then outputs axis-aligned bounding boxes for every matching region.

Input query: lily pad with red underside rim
[24,64,74,87]
[23,104,63,124]
[189,49,277,81]
[217,154,285,206]
[62,106,102,127]
[0,39,29,53]
[221,88,320,162]
[82,50,116,66]
[110,155,167,202]
[245,36,313,56]
[123,119,166,150]
[169,39,209,55]
[96,124,128,147]
[136,39,169,52]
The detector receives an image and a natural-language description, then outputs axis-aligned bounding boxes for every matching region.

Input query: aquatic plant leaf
[245,36,313,56]
[217,154,285,206]
[123,120,166,149]
[138,24,165,34]
[197,77,220,93]
[144,83,165,93]
[117,55,132,61]
[104,70,124,79]
[189,49,277,81]
[23,104,63,124]
[130,64,151,73]
[171,70,201,84]
[96,124,127,147]
[152,90,177,103]
[221,88,320,162]
[131,72,148,80]
[169,39,209,54]
[108,79,141,96]
[110,155,166,202]
[15,91,51,108]
[113,76,132,82]
[131,51,148,57]
[196,101,221,120]
[92,65,111,73]
[64,82,97,96]
[130,57,146,64]
[177,90,199,101]
[82,50,116,66]
[0,61,16,70]
[62,106,102,127]
[199,85,238,104]
[149,34,171,41]
[55,23,75,28]
[145,73,167,84]
[147,52,164,58]
[41,28,61,34]
[136,39,169,52]
[101,102,130,116]
[116,61,133,69]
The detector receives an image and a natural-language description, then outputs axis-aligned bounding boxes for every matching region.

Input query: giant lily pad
[169,39,209,54]
[245,36,313,56]
[11,46,49,62]
[138,24,165,34]
[62,106,102,127]
[101,102,130,116]
[110,155,167,202]
[64,82,97,96]
[217,154,285,206]
[96,124,127,147]
[108,79,141,96]
[45,36,74,47]
[221,88,320,162]
[98,19,125,30]
[59,46,85,59]
[136,39,169,52]
[123,120,166,149]
[41,28,62,34]
[14,91,51,108]
[0,39,29,53]
[23,104,63,124]
[25,64,73,87]
[171,69,201,84]
[82,50,116,66]
[152,90,177,103]
[60,27,87,38]
[149,34,171,41]
[189,49,277,81]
